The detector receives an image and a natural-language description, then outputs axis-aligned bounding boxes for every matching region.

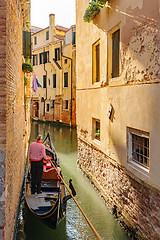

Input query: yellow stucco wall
[76,0,160,190]
[32,15,76,125]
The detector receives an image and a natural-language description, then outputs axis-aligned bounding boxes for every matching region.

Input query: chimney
[49,13,55,27]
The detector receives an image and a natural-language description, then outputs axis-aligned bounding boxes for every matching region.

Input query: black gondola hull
[25,133,66,229]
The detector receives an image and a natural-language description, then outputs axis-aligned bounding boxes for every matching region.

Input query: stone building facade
[0,0,31,239]
[31,14,76,126]
[76,0,160,239]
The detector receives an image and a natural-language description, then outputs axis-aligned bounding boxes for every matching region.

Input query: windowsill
[127,160,150,178]
[108,76,124,87]
[93,138,101,145]
[92,81,101,88]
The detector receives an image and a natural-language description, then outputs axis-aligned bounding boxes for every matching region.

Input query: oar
[49,160,102,240]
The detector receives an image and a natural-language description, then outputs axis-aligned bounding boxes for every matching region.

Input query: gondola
[25,133,75,229]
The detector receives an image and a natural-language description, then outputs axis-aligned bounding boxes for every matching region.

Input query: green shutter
[43,52,47,64]
[64,72,68,87]
[23,31,31,58]
[72,32,76,45]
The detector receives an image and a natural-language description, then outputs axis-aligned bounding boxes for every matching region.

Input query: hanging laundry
[32,73,42,92]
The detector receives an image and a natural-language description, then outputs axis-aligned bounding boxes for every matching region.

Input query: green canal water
[15,121,130,240]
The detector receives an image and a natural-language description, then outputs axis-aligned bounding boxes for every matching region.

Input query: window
[72,32,76,45]
[112,29,120,78]
[39,53,43,64]
[64,59,67,64]
[127,127,149,169]
[46,31,49,40]
[33,54,38,66]
[55,47,60,61]
[53,74,56,88]
[63,100,69,110]
[43,51,49,64]
[34,36,37,45]
[46,103,50,112]
[64,72,68,88]
[39,52,49,64]
[43,75,46,88]
[93,119,100,141]
[92,41,100,84]
[51,99,55,108]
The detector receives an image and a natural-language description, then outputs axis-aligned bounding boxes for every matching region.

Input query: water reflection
[18,121,129,240]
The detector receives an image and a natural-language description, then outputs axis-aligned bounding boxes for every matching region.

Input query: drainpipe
[43,47,48,117]
[60,41,73,126]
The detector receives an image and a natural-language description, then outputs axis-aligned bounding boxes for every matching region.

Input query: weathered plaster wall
[78,139,160,240]
[76,0,160,238]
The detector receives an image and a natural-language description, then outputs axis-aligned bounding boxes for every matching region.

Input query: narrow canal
[15,121,130,240]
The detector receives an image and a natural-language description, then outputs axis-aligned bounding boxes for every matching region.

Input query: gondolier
[29,134,50,194]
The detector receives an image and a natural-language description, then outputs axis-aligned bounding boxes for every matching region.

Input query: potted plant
[95,129,100,140]
[22,62,33,73]
[83,0,108,23]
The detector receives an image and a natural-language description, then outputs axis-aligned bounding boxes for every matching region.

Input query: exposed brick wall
[0,0,27,239]
[78,138,160,240]
[0,0,7,238]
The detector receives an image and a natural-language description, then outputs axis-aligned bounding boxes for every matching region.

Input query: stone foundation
[78,138,160,240]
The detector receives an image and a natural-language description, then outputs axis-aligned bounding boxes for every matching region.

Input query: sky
[31,0,76,29]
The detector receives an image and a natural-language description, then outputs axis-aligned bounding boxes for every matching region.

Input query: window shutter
[23,31,31,58]
[64,72,68,87]
[43,52,47,64]
[53,74,56,88]
[58,48,60,60]
[43,75,46,88]
[112,29,120,78]
[55,49,57,61]
[96,44,100,82]
[72,32,76,45]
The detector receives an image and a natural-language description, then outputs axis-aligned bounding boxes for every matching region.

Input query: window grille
[132,133,149,168]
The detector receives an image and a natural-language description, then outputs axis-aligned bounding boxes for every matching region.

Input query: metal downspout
[60,42,73,126]
[44,47,48,117]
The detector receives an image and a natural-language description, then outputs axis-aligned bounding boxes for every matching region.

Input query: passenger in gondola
[29,134,51,194]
